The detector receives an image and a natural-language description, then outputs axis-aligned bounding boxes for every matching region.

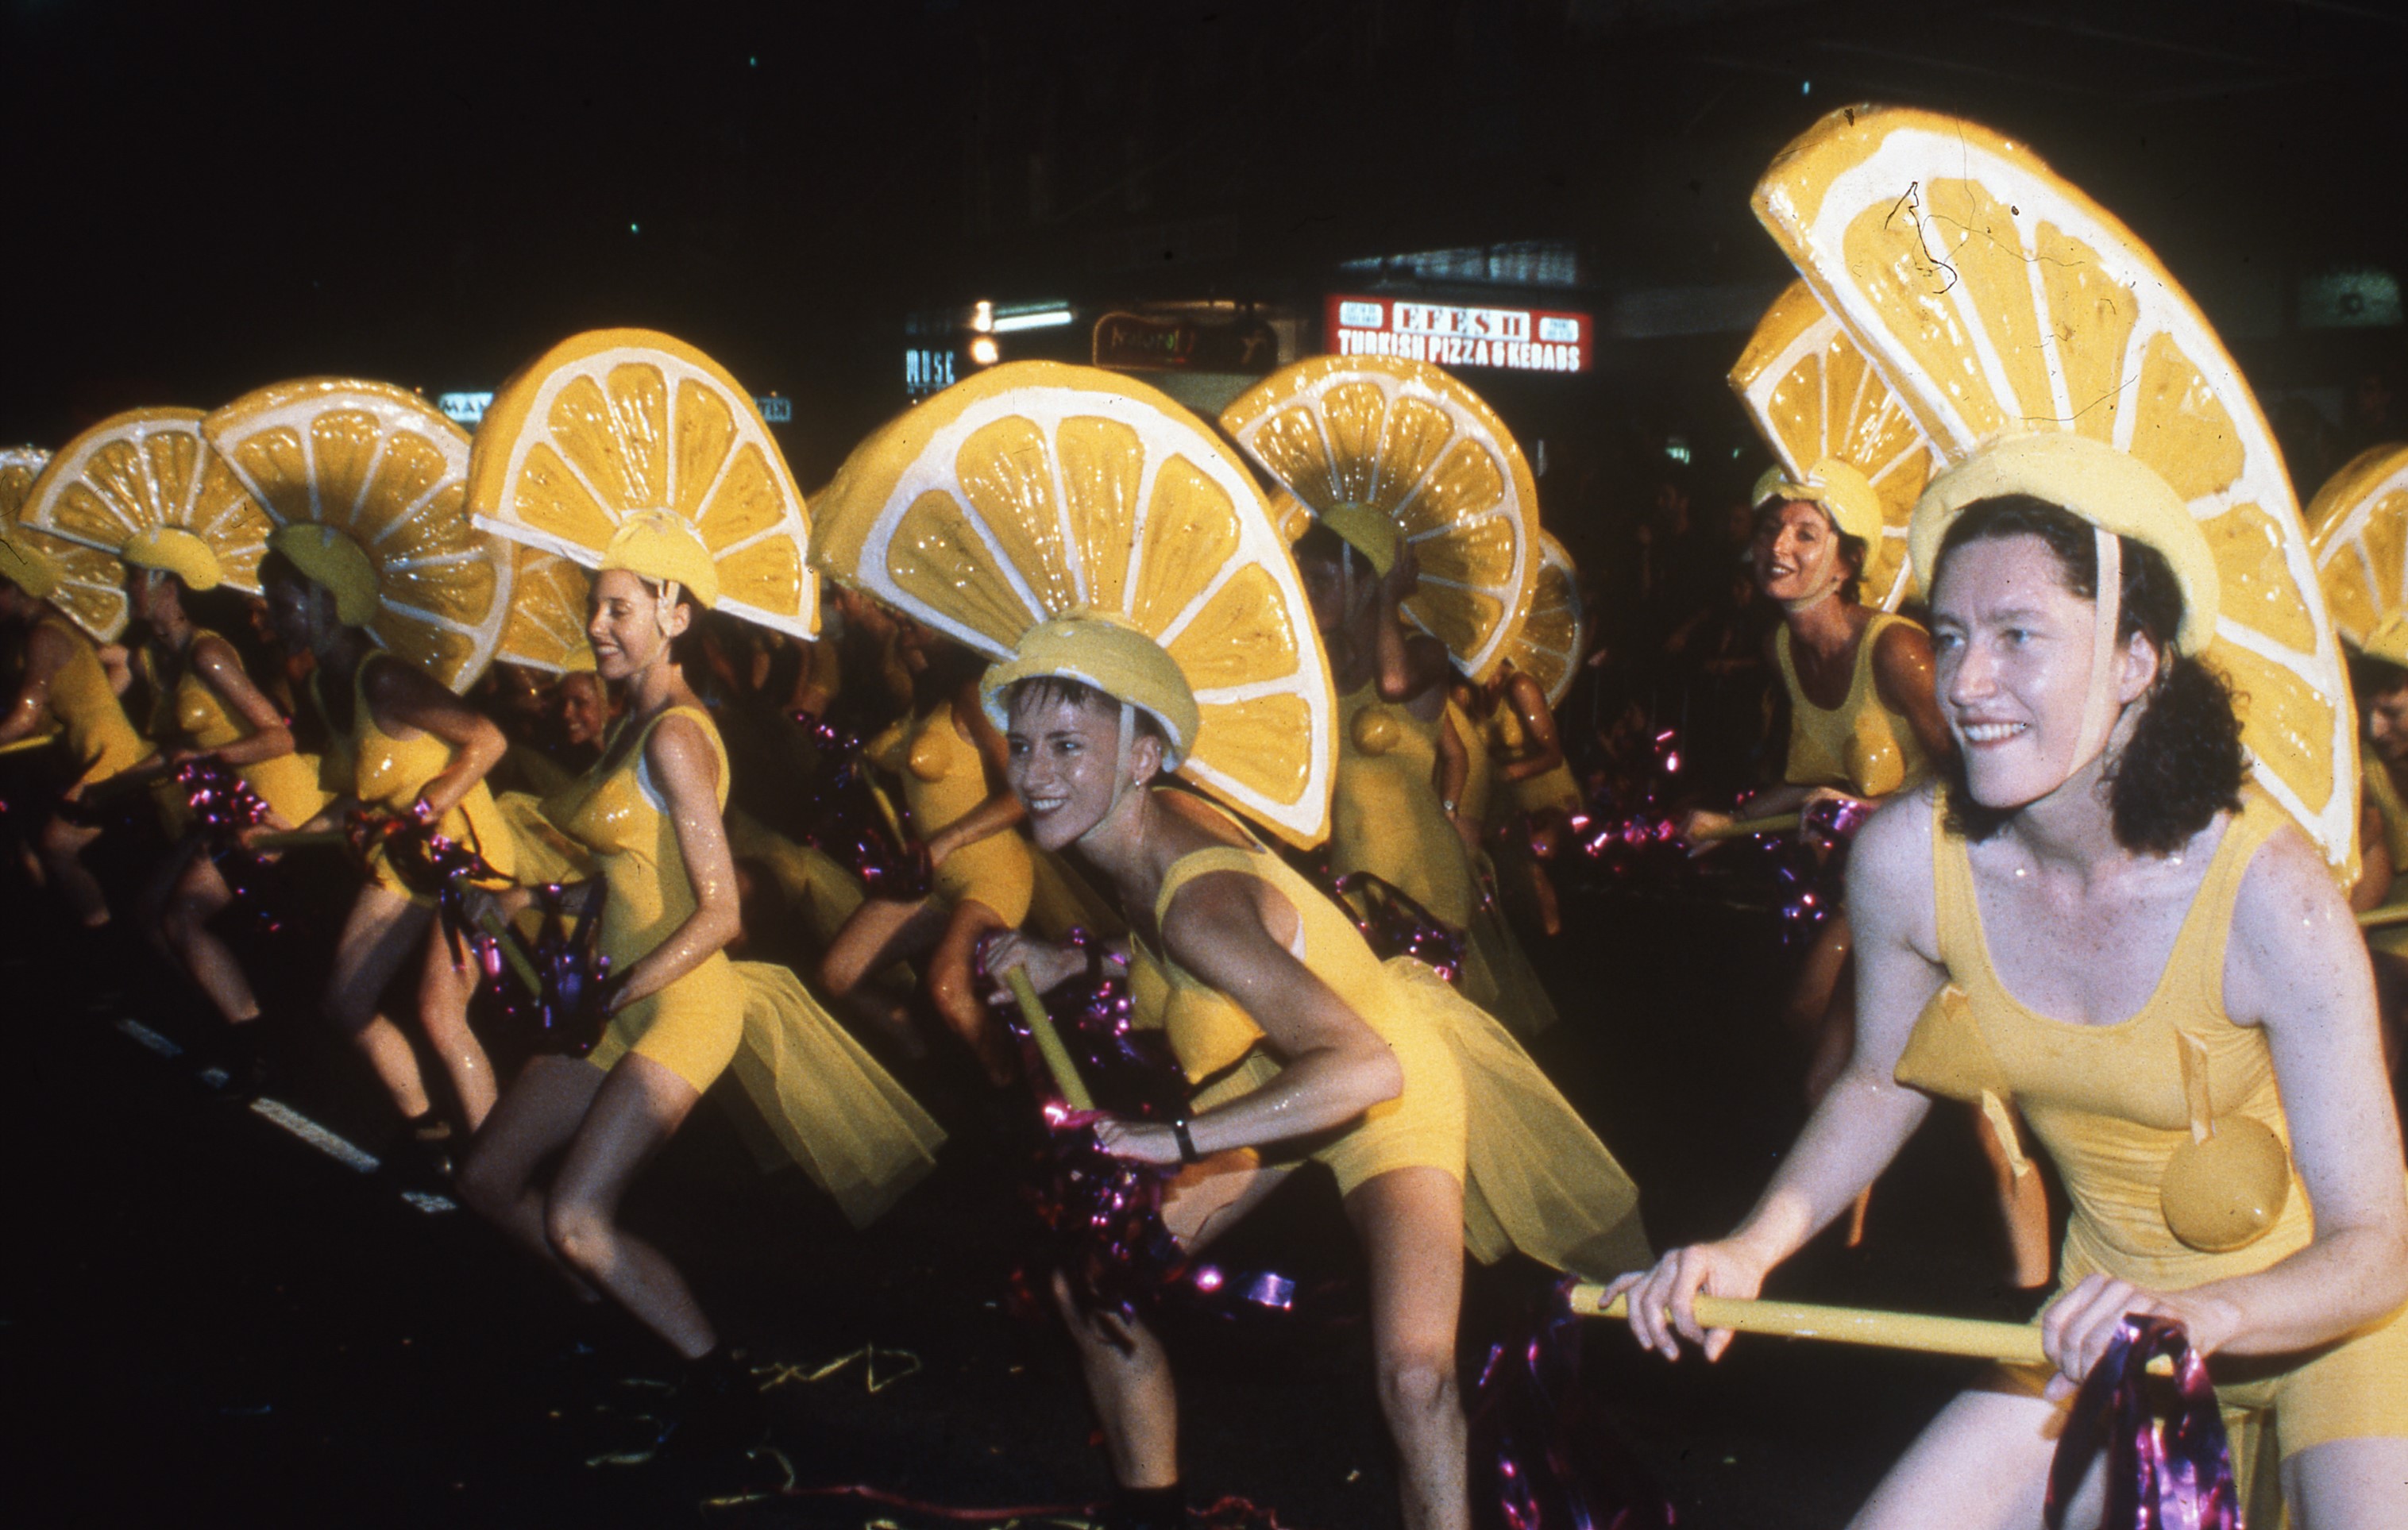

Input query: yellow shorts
[585,954,744,1095]
[1189,1000,1467,1197]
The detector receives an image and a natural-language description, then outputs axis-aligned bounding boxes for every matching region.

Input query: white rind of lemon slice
[465,329,816,642]
[812,360,1336,848]
[498,548,596,673]
[1754,105,2356,877]
[18,408,272,594]
[2306,444,2408,659]
[204,379,511,692]
[1731,279,1938,614]
[1,446,129,643]
[1506,532,1584,708]
[1220,356,1539,685]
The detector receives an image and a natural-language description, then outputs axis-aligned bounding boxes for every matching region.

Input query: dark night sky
[7,0,2406,484]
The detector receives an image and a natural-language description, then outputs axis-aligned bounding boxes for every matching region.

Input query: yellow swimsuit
[37,615,150,788]
[2360,742,2408,958]
[317,653,523,903]
[1898,790,2408,1478]
[1775,612,1930,797]
[1447,699,1496,829]
[545,704,943,1225]
[889,699,1034,924]
[1486,699,1584,819]
[1133,819,1650,1277]
[168,630,327,827]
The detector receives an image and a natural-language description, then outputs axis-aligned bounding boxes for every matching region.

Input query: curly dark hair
[1933,494,2244,854]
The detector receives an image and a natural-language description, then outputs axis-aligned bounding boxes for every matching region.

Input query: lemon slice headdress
[0,447,130,642]
[1504,532,1585,708]
[498,549,596,673]
[812,361,1336,847]
[1220,356,1539,684]
[203,379,515,691]
[17,408,271,595]
[1731,280,1939,613]
[465,329,816,641]
[1756,105,2356,876]
[2305,443,2408,673]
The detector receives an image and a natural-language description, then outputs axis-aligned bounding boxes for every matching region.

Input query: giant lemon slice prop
[1731,279,1938,614]
[2305,443,2408,665]
[1220,356,1538,684]
[465,330,816,640]
[18,408,271,594]
[1504,532,1584,708]
[812,361,1336,848]
[499,548,595,673]
[1754,106,2356,877]
[204,379,511,692]
[0,447,129,642]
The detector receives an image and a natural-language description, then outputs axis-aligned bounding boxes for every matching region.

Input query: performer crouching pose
[1610,436,2408,1527]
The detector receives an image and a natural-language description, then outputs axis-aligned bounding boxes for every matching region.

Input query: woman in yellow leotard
[1611,437,2408,1528]
[2340,643,2408,1084]
[458,519,942,1445]
[982,631,1648,1530]
[820,632,1035,1082]
[111,553,327,1035]
[0,530,152,927]
[1448,660,1581,937]
[259,534,523,1139]
[1296,520,1559,1041]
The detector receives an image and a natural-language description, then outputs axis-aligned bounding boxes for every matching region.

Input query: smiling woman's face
[585,568,682,680]
[1750,500,1845,605]
[1929,532,2109,809]
[1005,684,1148,851]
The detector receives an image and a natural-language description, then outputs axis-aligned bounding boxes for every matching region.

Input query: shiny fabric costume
[544,704,942,1226]
[160,629,326,826]
[1773,611,1930,797]
[1483,695,1584,820]
[1133,815,1649,1277]
[40,614,150,788]
[1898,790,2408,1470]
[878,699,1034,924]
[1333,682,1557,1038]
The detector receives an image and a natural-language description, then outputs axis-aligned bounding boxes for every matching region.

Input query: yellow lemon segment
[1,446,129,642]
[204,379,512,692]
[2306,444,2408,659]
[1752,105,2356,875]
[1221,356,1540,684]
[1505,533,1585,708]
[465,330,816,640]
[812,361,1335,847]
[1731,280,1937,612]
[497,548,596,674]
[18,408,272,594]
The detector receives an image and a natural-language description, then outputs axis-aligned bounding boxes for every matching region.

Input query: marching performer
[814,360,1649,1530]
[457,331,942,1445]
[0,447,152,928]
[1611,108,2406,1528]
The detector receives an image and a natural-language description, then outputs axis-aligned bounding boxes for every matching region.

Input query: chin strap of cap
[2072,526,2125,770]
[1102,699,1141,821]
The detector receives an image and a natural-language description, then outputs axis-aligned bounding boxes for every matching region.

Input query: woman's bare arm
[180,635,295,769]
[365,657,507,820]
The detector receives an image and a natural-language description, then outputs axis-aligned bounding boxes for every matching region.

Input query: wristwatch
[1170,1116,1202,1164]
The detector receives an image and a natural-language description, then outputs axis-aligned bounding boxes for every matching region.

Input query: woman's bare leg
[1850,1385,2090,1530]
[457,1054,604,1295]
[541,1053,712,1358]
[930,896,1015,1084]
[417,920,498,1130]
[1345,1166,1470,1530]
[38,810,110,927]
[820,895,947,1056]
[323,885,438,1120]
[2284,1436,2408,1528]
[161,850,260,1024]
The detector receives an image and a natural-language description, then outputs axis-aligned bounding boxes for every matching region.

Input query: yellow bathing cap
[978,614,1201,769]
[600,511,719,608]
[1318,503,1403,578]
[266,523,380,626]
[1752,457,1885,549]
[122,526,224,591]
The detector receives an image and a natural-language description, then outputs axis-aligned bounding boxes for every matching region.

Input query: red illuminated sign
[1325,295,1591,374]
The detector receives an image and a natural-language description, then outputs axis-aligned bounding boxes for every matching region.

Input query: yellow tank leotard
[1899,789,2408,1475]
[1486,698,1583,819]
[894,699,1033,924]
[168,630,327,827]
[37,615,151,788]
[317,653,520,902]
[1331,683,1476,929]
[2360,742,2408,958]
[1132,815,1650,1277]
[1774,612,1931,797]
[546,704,944,1224]
[1446,699,1497,829]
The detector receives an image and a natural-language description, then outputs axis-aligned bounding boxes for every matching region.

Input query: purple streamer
[1469,1281,1674,1529]
[789,711,931,900]
[1325,871,1468,983]
[494,881,614,1059]
[2046,1316,2240,1530]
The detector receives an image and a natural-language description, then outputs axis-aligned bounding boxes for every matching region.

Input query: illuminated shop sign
[1325,295,1590,373]
[1092,311,1279,373]
[905,348,959,397]
[437,391,790,425]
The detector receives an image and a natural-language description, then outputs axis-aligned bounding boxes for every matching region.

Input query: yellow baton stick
[245,830,349,851]
[2357,904,2408,931]
[0,732,60,757]
[1005,965,1095,1112]
[1693,811,1804,842]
